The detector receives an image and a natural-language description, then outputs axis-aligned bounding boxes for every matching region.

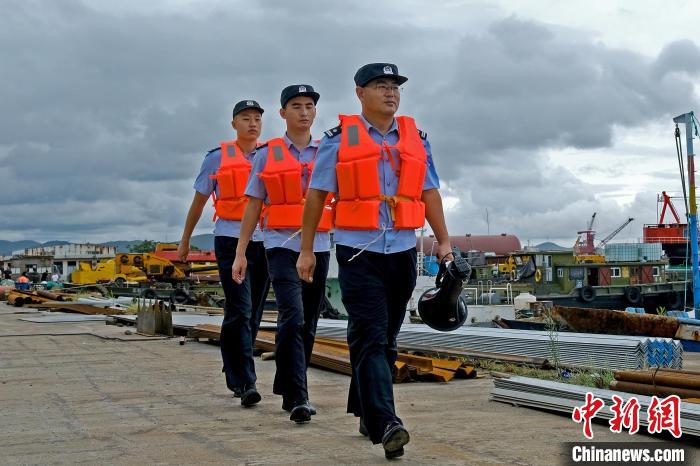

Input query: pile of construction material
[191,324,476,383]
[611,368,700,400]
[491,375,700,437]
[314,321,683,370]
[6,289,70,307]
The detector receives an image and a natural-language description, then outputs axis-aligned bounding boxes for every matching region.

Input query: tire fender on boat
[624,286,642,305]
[579,285,596,303]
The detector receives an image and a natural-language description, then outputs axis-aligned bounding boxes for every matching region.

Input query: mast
[673,112,699,318]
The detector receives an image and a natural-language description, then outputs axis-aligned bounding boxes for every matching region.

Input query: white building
[1,244,117,280]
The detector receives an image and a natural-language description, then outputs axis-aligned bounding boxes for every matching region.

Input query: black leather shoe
[307,402,317,416]
[359,418,368,437]
[289,402,312,424]
[240,384,261,407]
[381,421,409,459]
[283,399,316,415]
[232,386,242,398]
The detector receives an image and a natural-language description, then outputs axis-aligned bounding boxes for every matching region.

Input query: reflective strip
[347,125,360,147]
[272,145,284,161]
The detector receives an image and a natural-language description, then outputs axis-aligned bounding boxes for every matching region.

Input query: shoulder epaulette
[206,146,220,154]
[418,129,427,140]
[324,125,341,138]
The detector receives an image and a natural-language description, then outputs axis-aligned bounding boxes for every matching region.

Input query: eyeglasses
[372,83,403,94]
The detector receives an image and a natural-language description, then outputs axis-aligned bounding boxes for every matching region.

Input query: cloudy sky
[2,0,700,246]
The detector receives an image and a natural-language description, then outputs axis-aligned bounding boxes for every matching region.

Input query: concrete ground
[0,301,698,465]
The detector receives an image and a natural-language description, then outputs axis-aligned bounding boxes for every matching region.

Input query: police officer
[178,100,270,407]
[233,85,332,424]
[297,63,453,459]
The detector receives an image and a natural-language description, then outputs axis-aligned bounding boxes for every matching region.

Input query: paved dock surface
[1,302,698,465]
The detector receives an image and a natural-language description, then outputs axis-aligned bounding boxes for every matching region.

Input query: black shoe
[240,384,261,407]
[359,418,369,437]
[381,422,409,459]
[283,399,316,415]
[289,402,312,424]
[232,386,242,398]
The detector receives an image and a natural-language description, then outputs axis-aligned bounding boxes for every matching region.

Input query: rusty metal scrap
[552,306,680,338]
[611,368,700,400]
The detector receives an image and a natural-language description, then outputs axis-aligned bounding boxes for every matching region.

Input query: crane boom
[599,218,634,247]
[587,212,597,231]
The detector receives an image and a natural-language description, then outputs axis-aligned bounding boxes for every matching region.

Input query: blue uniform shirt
[309,115,440,254]
[193,146,263,241]
[245,134,331,252]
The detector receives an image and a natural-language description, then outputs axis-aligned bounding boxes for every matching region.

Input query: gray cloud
[0,1,697,245]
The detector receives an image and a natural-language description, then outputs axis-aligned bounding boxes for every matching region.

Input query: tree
[128,240,157,253]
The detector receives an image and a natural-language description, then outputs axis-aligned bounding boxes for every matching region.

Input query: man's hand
[296,250,316,283]
[232,254,247,284]
[177,241,189,262]
[436,242,454,262]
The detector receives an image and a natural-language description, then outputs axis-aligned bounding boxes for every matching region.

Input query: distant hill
[0,240,42,255]
[190,234,214,251]
[1,234,216,256]
[533,241,570,251]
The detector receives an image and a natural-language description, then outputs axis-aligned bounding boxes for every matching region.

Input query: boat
[467,248,689,312]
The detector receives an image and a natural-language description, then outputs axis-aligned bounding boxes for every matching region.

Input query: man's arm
[423,188,452,260]
[178,192,209,261]
[232,197,263,284]
[297,188,328,283]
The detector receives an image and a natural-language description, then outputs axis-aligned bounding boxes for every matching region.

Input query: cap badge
[298,86,307,92]
[246,101,254,106]
[383,65,393,74]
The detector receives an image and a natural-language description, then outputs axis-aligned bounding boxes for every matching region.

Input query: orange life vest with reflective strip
[258,138,334,231]
[335,115,427,230]
[209,141,251,221]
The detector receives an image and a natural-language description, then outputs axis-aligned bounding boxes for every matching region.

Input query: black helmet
[418,248,471,331]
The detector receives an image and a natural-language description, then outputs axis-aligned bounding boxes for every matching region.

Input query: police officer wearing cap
[233,85,332,424]
[297,63,453,459]
[178,99,270,407]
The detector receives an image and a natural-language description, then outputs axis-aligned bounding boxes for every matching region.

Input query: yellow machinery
[71,250,217,285]
[70,259,148,285]
[115,253,187,281]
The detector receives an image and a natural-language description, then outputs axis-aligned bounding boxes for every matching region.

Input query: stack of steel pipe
[491,375,700,437]
[611,368,700,399]
[314,320,683,370]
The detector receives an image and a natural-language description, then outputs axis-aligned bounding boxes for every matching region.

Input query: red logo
[609,395,641,434]
[572,392,605,439]
[572,393,684,439]
[647,395,683,438]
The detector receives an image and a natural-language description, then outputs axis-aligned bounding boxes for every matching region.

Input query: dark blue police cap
[280,84,320,108]
[354,63,408,87]
[232,100,264,119]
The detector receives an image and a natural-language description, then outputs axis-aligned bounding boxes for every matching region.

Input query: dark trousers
[215,236,270,391]
[336,245,417,444]
[266,247,330,405]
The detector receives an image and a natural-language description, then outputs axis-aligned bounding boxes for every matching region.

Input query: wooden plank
[396,353,433,371]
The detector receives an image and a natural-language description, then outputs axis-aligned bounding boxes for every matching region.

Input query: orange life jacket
[335,115,427,230]
[258,138,334,232]
[209,141,251,221]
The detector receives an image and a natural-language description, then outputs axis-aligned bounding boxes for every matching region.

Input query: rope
[348,225,390,262]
